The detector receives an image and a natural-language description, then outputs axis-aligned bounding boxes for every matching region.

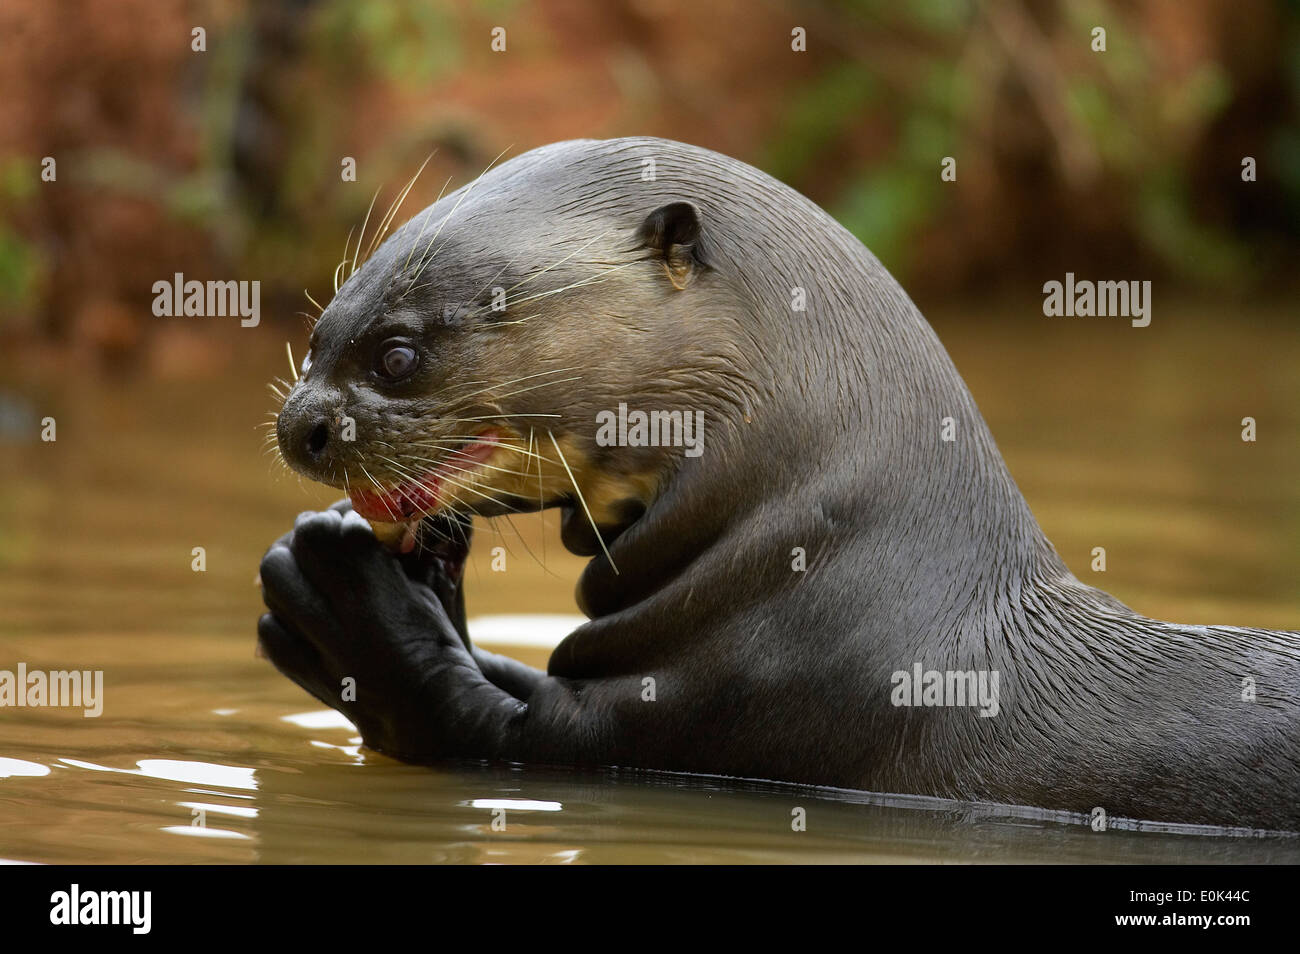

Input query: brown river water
[1,301,1297,863]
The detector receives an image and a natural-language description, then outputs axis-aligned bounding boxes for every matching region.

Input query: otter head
[275,147,746,561]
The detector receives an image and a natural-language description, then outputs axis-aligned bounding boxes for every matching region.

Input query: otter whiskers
[366,151,436,263]
[399,175,454,274]
[548,429,618,575]
[459,260,643,324]
[441,367,582,406]
[332,225,355,294]
[349,184,383,279]
[406,145,514,287]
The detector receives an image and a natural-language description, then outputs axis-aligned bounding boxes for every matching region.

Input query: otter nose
[279,411,334,473]
[305,419,330,460]
[276,387,341,476]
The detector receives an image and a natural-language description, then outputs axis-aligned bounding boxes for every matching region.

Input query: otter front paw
[256,507,471,759]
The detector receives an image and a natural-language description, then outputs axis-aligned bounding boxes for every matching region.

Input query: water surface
[1,301,1296,863]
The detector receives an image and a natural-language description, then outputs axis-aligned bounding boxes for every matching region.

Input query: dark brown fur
[262,137,1300,831]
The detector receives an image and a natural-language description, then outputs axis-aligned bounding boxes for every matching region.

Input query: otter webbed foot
[257,505,494,761]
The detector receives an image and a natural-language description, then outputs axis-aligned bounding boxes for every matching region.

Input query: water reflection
[468,799,564,812]
[0,758,49,778]
[0,307,1296,863]
[160,826,252,840]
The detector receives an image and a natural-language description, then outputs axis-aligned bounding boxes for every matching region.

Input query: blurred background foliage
[0,0,1296,372]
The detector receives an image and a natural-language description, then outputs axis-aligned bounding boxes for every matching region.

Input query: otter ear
[637,201,706,290]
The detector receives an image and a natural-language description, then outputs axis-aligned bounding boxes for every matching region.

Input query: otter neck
[570,293,1060,633]
[574,161,1061,648]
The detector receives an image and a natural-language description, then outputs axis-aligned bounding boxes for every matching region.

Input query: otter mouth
[349,429,502,523]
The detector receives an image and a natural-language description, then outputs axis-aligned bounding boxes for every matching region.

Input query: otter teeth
[368,518,421,553]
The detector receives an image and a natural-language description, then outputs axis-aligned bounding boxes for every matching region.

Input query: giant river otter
[258,137,1300,831]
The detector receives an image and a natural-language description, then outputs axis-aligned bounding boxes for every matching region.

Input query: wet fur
[261,137,1300,830]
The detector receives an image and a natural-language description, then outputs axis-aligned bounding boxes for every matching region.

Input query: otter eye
[376,338,419,381]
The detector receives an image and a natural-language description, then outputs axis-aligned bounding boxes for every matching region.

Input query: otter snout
[276,385,345,481]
